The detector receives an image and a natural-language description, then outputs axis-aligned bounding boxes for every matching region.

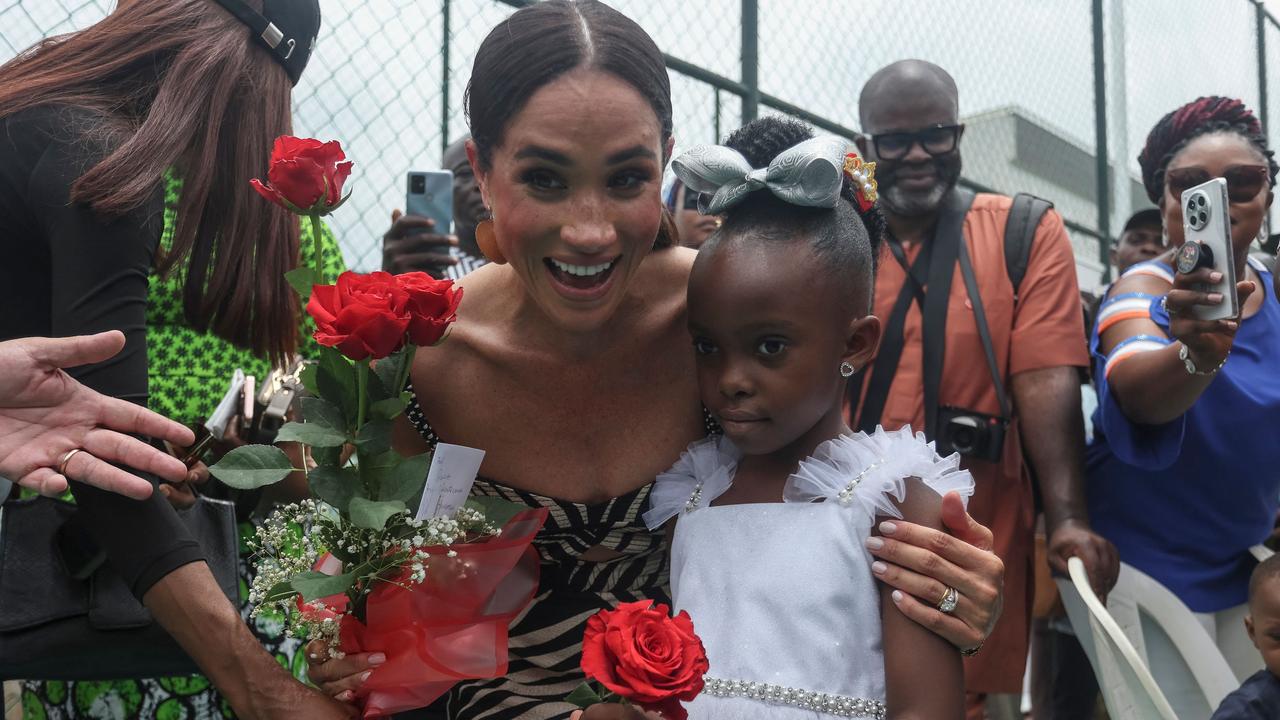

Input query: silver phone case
[1181,177,1238,321]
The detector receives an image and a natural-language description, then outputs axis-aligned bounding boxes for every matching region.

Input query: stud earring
[839,362,856,378]
[474,217,507,265]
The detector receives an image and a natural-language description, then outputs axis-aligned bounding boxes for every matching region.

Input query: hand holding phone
[381,171,460,278]
[1175,178,1238,321]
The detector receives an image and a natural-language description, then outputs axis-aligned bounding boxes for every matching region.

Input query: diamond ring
[937,586,959,615]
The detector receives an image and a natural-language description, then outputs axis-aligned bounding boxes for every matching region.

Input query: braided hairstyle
[1138,96,1278,205]
[708,116,887,312]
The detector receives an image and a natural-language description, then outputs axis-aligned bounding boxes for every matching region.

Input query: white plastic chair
[1056,557,1179,720]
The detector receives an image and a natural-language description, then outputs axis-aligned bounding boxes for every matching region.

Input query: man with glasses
[851,59,1117,720]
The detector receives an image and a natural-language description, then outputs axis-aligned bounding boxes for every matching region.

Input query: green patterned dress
[21,175,347,720]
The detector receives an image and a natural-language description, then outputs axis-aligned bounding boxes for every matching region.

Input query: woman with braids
[308,3,1007,718]
[0,1,348,717]
[1086,96,1280,717]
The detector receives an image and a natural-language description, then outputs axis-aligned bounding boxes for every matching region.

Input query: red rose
[396,272,462,347]
[251,136,354,214]
[308,271,411,361]
[580,601,709,720]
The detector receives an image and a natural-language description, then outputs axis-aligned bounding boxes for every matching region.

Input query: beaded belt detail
[701,676,886,718]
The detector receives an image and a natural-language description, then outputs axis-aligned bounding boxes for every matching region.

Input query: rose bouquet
[210,136,545,717]
[568,601,709,720]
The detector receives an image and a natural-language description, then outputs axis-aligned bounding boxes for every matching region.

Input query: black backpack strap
[921,188,975,439]
[958,235,1013,420]
[1004,193,1053,298]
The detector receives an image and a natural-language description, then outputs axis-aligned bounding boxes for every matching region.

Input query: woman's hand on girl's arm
[879,478,965,719]
[865,491,1002,652]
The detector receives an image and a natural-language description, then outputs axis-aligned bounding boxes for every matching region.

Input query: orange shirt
[852,193,1089,693]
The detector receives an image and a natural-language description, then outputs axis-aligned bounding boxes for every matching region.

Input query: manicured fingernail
[892,590,904,603]
[871,561,888,575]
[336,691,354,702]
[308,652,319,660]
[1211,272,1224,282]
[865,536,885,551]
[359,671,373,683]
[879,521,898,535]
[1208,293,1224,303]
[368,653,386,666]
[1225,321,1239,330]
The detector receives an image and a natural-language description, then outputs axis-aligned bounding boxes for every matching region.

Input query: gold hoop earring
[475,219,507,265]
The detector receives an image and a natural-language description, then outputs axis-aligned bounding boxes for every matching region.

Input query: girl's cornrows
[1138,96,1278,204]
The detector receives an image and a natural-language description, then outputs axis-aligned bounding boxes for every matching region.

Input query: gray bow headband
[671,136,849,215]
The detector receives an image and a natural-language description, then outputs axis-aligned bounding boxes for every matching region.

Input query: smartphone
[1179,178,1238,321]
[406,170,453,234]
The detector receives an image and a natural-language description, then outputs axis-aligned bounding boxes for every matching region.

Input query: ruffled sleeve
[784,427,975,524]
[642,436,740,530]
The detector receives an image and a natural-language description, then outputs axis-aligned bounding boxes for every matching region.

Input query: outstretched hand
[0,332,195,499]
[866,491,1004,651]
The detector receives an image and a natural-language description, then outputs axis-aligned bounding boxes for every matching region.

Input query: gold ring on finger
[58,448,83,477]
[937,585,959,615]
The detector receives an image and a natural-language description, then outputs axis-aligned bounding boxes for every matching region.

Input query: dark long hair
[464,0,678,247]
[0,0,301,363]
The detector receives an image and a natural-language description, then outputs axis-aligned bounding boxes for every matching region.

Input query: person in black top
[1213,554,1280,719]
[0,1,347,716]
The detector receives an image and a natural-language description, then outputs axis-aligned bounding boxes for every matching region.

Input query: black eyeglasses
[1166,165,1270,204]
[869,124,962,161]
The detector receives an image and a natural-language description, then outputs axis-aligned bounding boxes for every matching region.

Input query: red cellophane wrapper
[313,508,548,718]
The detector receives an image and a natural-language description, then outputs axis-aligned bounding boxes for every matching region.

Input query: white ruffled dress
[644,427,974,719]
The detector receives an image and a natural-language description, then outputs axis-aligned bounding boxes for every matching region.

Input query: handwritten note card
[415,443,486,520]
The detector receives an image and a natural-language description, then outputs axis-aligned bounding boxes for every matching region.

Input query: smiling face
[470,68,667,333]
[1162,132,1274,266]
[687,235,879,456]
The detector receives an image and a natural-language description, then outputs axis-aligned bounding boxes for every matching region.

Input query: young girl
[644,117,972,719]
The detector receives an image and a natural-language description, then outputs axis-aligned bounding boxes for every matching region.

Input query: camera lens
[410,175,426,194]
[1198,211,1208,225]
[951,426,976,453]
[1196,195,1207,208]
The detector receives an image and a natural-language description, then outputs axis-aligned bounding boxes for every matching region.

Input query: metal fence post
[1258,1,1269,137]
[741,0,759,123]
[1092,0,1112,284]
[441,0,452,158]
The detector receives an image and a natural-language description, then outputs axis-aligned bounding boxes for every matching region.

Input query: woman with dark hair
[0,1,347,717]
[1087,96,1280,717]
[311,2,1005,718]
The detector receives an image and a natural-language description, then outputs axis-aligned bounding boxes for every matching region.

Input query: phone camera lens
[410,176,426,194]
[1198,211,1208,225]
[1196,195,1207,208]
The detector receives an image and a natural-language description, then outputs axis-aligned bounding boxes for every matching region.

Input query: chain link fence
[4,0,1279,288]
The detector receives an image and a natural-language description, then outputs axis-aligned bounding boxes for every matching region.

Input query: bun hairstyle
[712,116,886,310]
[1138,96,1278,205]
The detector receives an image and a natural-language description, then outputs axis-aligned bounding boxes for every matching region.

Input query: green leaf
[299,363,318,396]
[355,419,392,455]
[465,495,527,529]
[273,421,347,448]
[369,393,410,421]
[311,444,341,468]
[316,346,357,421]
[379,451,432,504]
[208,445,293,490]
[349,497,407,530]
[291,570,355,601]
[300,397,346,433]
[285,266,318,300]
[309,465,365,513]
[565,683,603,709]
[373,346,413,397]
[263,581,297,604]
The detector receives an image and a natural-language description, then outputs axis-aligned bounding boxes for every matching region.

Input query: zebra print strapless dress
[403,389,719,719]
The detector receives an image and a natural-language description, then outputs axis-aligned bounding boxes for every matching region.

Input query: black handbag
[0,494,240,680]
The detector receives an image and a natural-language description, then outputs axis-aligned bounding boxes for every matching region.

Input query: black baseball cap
[211,0,321,86]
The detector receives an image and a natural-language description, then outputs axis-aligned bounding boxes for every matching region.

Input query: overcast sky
[5,0,1277,269]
